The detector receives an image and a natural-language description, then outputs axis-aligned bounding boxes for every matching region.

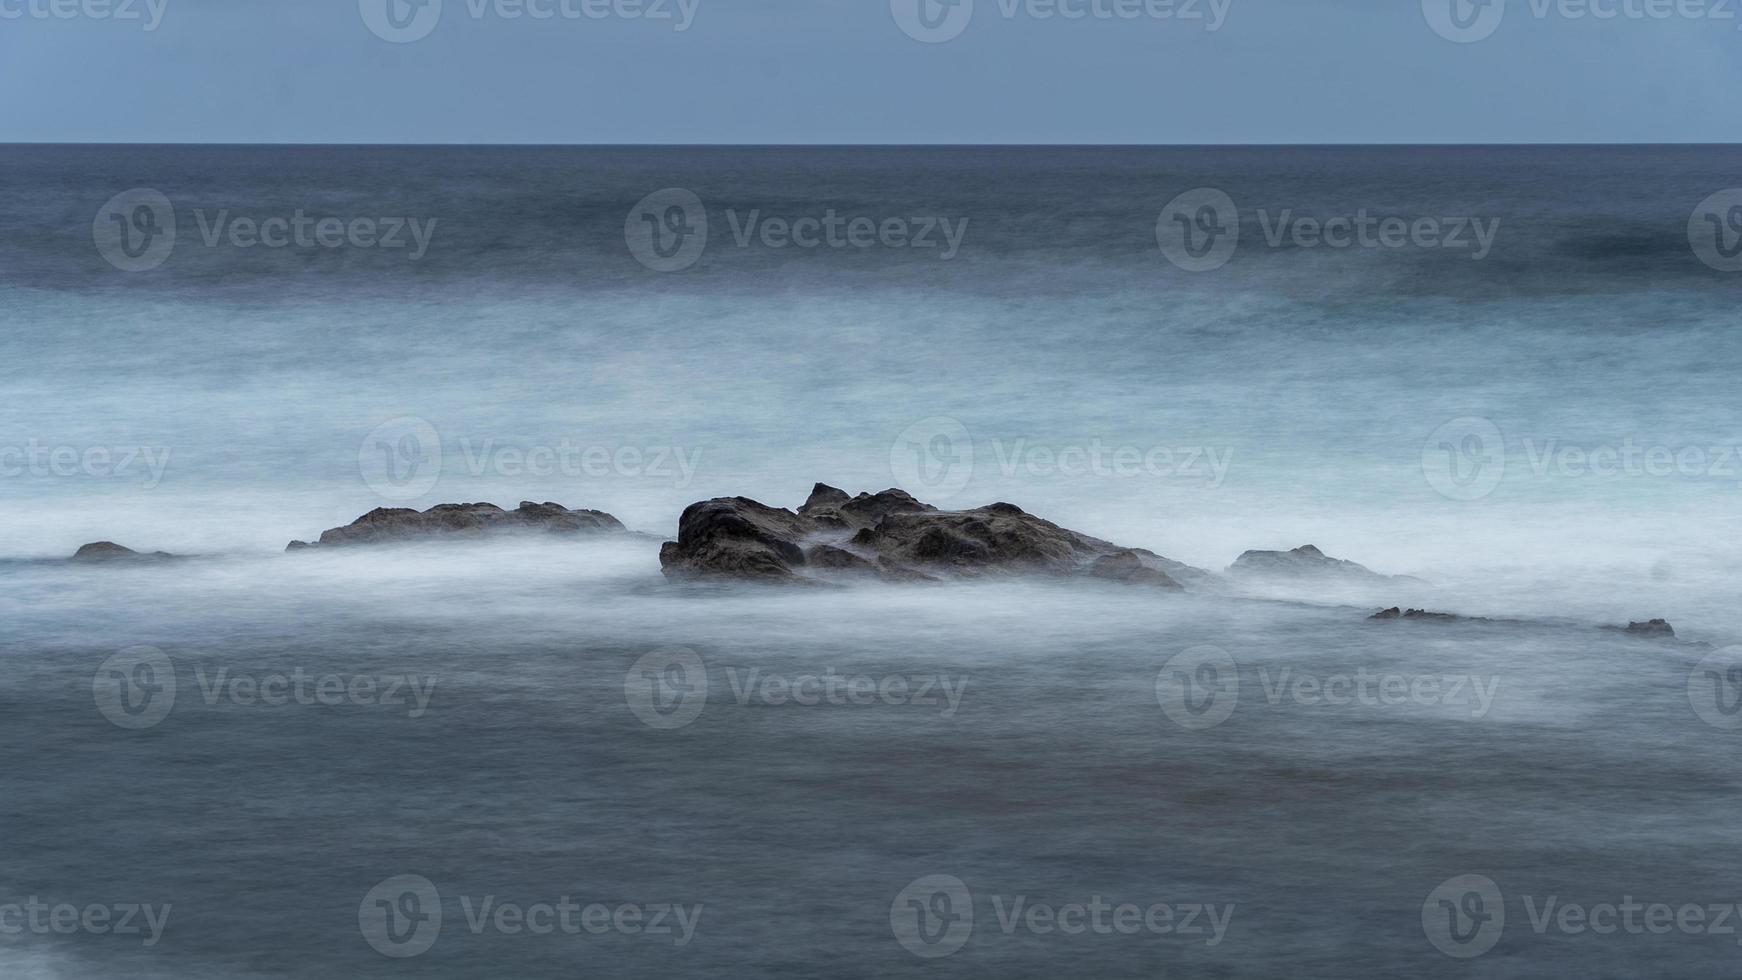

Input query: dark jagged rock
[804,544,880,576]
[1087,550,1183,590]
[288,500,627,551]
[70,541,174,563]
[796,484,935,529]
[1608,618,1676,638]
[658,496,814,581]
[1370,607,1461,622]
[659,484,1208,587]
[1230,544,1410,583]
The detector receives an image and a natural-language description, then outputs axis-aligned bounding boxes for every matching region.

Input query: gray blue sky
[2,0,1739,142]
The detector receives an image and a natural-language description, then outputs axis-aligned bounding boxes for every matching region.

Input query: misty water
[2,145,1741,977]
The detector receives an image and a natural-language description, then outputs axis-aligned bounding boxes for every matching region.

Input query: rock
[659,497,814,581]
[289,500,627,550]
[1087,550,1184,590]
[1230,544,1406,583]
[659,484,1208,586]
[796,484,935,529]
[69,542,174,563]
[803,544,881,576]
[1618,618,1675,638]
[1370,607,1461,622]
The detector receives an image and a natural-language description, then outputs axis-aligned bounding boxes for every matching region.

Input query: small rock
[70,542,174,563]
[1623,618,1675,638]
[1370,607,1462,622]
[290,500,627,550]
[1088,550,1184,589]
[1230,544,1405,583]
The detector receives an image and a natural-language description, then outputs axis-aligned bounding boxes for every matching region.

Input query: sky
[1,0,1739,143]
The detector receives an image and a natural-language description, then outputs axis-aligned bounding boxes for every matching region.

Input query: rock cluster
[287,501,626,550]
[1230,544,1408,583]
[69,542,175,563]
[658,484,1205,587]
[1370,607,1462,622]
[1613,618,1676,638]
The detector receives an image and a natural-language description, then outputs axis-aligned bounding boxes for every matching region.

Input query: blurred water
[1,145,1739,977]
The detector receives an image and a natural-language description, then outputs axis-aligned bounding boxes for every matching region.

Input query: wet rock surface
[1369,607,1463,622]
[287,501,627,550]
[69,542,175,563]
[660,483,1205,586]
[1609,618,1676,638]
[1230,544,1414,583]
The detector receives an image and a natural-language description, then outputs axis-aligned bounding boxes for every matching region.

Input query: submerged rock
[659,483,1205,587]
[1230,544,1411,583]
[288,500,627,551]
[1087,550,1184,590]
[1370,607,1462,622]
[1608,618,1676,638]
[69,541,175,563]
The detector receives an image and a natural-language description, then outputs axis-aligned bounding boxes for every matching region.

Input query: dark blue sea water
[2,145,1741,978]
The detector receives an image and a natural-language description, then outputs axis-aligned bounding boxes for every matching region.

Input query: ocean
[2,144,1740,977]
